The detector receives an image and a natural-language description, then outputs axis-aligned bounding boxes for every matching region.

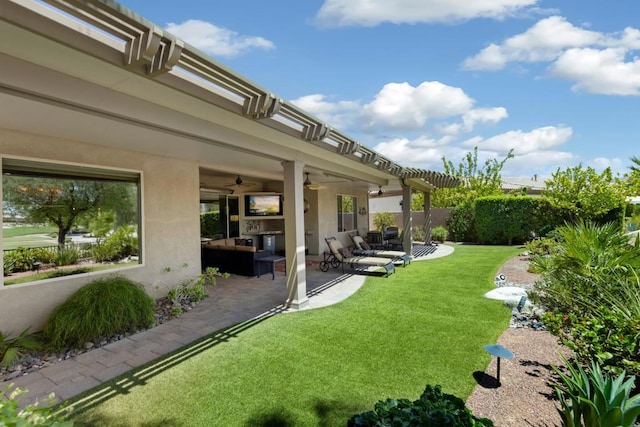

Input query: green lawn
[2,225,58,250]
[69,244,521,426]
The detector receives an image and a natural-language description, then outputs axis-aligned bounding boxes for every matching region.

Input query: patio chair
[323,238,395,277]
[386,229,404,251]
[350,234,411,267]
[366,231,387,249]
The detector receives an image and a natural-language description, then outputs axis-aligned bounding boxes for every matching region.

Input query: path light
[484,344,514,387]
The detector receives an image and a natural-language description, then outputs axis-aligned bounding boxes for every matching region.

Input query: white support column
[401,181,413,255]
[423,190,432,245]
[282,160,309,309]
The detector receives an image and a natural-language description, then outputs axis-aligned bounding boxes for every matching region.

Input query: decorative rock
[84,342,95,350]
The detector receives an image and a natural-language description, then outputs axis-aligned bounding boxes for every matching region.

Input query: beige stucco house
[0,0,458,334]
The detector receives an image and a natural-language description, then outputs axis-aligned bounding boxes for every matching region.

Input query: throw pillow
[361,240,372,250]
[338,247,352,259]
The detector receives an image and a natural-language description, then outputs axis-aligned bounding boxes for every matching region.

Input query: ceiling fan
[224,174,256,189]
[303,172,322,190]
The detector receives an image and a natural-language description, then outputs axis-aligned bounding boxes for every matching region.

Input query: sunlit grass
[69,245,521,426]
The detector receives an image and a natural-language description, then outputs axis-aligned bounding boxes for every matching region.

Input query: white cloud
[463,16,640,96]
[550,48,640,95]
[290,94,360,130]
[373,136,457,168]
[463,125,573,154]
[315,0,539,27]
[462,107,508,131]
[362,81,474,130]
[586,157,625,174]
[166,20,275,58]
[463,16,601,70]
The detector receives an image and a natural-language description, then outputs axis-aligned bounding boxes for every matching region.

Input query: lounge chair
[350,235,411,267]
[322,238,395,277]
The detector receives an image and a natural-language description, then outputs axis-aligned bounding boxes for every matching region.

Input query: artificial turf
[69,244,521,426]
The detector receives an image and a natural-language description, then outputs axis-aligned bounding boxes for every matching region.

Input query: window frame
[1,156,143,286]
[337,194,358,233]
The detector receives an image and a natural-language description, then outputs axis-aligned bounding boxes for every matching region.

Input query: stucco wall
[313,183,370,255]
[0,129,201,333]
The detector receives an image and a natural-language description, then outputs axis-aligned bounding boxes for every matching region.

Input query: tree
[542,165,625,223]
[4,176,132,248]
[430,147,514,208]
[622,155,640,197]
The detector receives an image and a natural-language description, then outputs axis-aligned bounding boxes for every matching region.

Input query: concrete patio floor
[1,244,453,407]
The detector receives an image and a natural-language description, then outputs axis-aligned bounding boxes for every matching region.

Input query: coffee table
[256,255,286,279]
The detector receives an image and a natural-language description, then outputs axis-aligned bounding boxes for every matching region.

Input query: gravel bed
[466,253,573,427]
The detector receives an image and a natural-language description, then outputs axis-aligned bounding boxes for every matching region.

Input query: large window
[337,195,358,232]
[2,158,141,285]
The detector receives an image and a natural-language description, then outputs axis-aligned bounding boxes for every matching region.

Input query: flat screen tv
[245,194,283,217]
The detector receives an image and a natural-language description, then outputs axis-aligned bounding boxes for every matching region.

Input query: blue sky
[117,0,640,178]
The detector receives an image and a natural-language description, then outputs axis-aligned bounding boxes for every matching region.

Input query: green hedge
[475,196,540,244]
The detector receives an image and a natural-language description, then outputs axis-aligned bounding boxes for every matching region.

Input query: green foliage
[530,221,640,375]
[167,267,228,306]
[0,385,74,426]
[446,201,476,242]
[413,225,426,242]
[86,211,115,238]
[348,384,494,426]
[543,165,625,224]
[200,211,221,237]
[554,357,640,427]
[372,212,395,232]
[430,226,448,242]
[92,226,138,262]
[475,196,540,245]
[524,237,559,257]
[3,247,56,274]
[0,327,40,368]
[543,307,640,376]
[431,146,513,208]
[54,247,79,267]
[530,221,640,313]
[43,276,154,350]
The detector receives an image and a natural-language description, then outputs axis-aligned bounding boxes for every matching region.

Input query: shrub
[430,226,448,243]
[554,357,640,427]
[348,384,493,426]
[0,327,40,367]
[200,211,222,237]
[168,267,228,306]
[3,247,57,274]
[44,276,154,350]
[0,385,74,426]
[446,202,476,242]
[529,221,640,315]
[372,212,396,232]
[54,246,80,266]
[413,226,426,242]
[530,221,640,376]
[92,226,138,262]
[475,196,539,245]
[524,237,559,257]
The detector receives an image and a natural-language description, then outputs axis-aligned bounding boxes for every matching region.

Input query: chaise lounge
[350,234,411,267]
[322,238,395,277]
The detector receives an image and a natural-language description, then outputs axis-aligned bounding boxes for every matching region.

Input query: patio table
[256,255,286,279]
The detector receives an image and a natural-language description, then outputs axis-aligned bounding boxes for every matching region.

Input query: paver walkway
[1,244,453,407]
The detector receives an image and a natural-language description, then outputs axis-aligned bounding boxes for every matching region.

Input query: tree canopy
[4,176,137,247]
[542,165,625,223]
